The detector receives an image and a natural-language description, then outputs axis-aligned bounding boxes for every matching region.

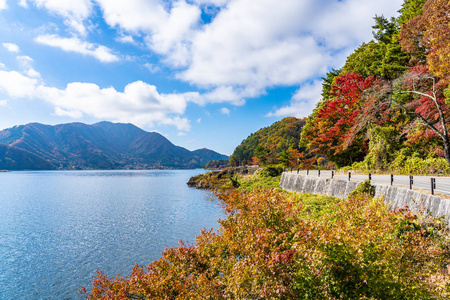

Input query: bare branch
[394,90,435,101]
[392,98,445,140]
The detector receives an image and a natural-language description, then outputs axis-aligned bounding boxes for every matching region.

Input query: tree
[399,0,450,80]
[421,0,450,79]
[398,14,427,65]
[397,0,427,27]
[342,41,384,78]
[392,66,450,162]
[278,149,291,168]
[303,73,377,167]
[229,117,306,166]
[343,16,409,80]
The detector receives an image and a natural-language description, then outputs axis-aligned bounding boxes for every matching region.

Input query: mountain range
[0,121,228,170]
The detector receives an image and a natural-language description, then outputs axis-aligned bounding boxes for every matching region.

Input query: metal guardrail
[285,169,450,197]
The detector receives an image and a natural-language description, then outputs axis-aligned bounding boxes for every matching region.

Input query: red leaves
[305,73,377,165]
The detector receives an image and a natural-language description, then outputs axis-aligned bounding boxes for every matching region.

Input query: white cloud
[0,70,193,131]
[0,62,6,69]
[192,0,229,6]
[192,86,249,106]
[91,0,402,109]
[196,118,201,123]
[178,0,402,96]
[17,55,41,78]
[0,0,6,10]
[219,107,230,115]
[35,34,120,63]
[40,81,192,131]
[143,63,160,73]
[2,43,20,53]
[18,0,28,8]
[0,100,9,107]
[28,0,91,17]
[95,0,201,66]
[267,80,323,118]
[116,34,135,44]
[26,0,92,36]
[0,71,39,98]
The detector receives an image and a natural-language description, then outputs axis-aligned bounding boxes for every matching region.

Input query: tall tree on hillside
[422,0,450,80]
[300,69,341,150]
[397,0,428,27]
[399,0,450,80]
[392,66,450,162]
[397,0,428,65]
[302,73,377,167]
[343,16,409,80]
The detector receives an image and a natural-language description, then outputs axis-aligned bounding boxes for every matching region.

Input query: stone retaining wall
[280,172,450,219]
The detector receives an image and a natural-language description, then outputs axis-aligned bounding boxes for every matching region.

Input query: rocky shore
[187,166,260,190]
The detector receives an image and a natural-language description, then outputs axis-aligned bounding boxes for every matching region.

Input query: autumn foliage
[300,0,450,171]
[229,117,306,166]
[399,0,450,79]
[302,73,376,167]
[83,186,450,299]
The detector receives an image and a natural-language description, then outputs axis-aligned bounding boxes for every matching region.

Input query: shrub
[259,164,284,177]
[348,179,375,198]
[83,188,450,299]
[350,149,450,175]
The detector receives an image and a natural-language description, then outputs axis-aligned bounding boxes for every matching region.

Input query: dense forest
[301,0,450,174]
[229,0,450,175]
[229,117,308,167]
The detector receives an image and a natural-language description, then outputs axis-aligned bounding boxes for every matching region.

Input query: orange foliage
[82,188,450,299]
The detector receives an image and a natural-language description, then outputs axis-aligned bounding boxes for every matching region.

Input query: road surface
[285,170,450,197]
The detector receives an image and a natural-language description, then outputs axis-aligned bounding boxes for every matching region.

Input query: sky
[0,0,403,156]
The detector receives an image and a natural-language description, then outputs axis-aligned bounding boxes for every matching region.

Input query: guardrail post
[331,170,334,179]
[348,172,351,181]
[297,168,299,174]
[369,173,371,181]
[307,169,309,176]
[431,178,436,195]
[390,174,394,185]
[318,170,321,177]
[409,175,413,189]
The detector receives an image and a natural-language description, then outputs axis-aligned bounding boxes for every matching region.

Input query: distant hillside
[0,143,55,170]
[229,117,306,166]
[0,122,228,170]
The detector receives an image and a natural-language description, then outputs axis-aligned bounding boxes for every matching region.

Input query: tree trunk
[444,136,450,164]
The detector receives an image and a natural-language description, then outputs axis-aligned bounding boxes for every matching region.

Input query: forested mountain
[229,117,306,166]
[300,0,450,174]
[0,122,228,170]
[0,144,55,170]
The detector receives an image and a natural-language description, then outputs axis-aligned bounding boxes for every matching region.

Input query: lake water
[0,170,223,299]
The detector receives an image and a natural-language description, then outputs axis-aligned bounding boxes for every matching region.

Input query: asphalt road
[286,170,450,197]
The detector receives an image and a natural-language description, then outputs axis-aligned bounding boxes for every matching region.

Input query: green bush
[349,180,375,198]
[349,148,450,175]
[259,164,284,177]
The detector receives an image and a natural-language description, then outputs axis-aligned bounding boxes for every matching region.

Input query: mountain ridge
[0,121,228,170]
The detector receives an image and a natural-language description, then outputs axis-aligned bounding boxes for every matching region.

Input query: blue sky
[0,0,403,155]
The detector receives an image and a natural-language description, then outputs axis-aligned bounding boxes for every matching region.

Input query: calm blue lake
[0,170,223,299]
